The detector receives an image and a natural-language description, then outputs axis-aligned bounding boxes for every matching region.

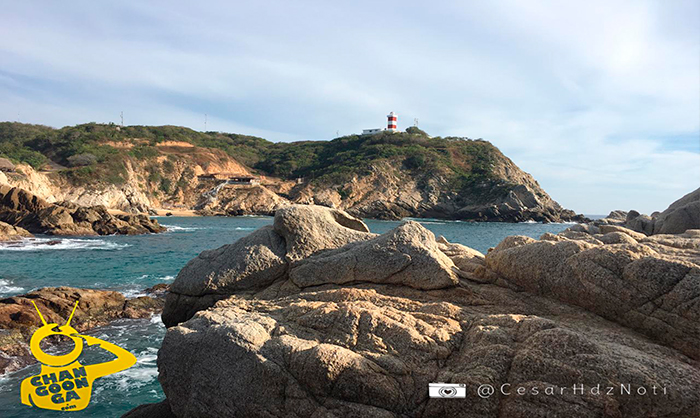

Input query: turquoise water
[0,216,570,417]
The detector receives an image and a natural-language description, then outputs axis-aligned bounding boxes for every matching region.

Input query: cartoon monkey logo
[20,300,137,411]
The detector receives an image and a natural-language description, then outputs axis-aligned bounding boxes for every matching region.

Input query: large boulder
[162,226,288,327]
[273,205,374,262]
[163,205,375,327]
[154,283,699,418]
[289,222,458,290]
[626,213,655,235]
[653,187,700,234]
[606,210,628,221]
[597,224,647,240]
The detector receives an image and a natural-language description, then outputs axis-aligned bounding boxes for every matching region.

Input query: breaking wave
[0,279,24,295]
[161,224,203,232]
[0,237,129,251]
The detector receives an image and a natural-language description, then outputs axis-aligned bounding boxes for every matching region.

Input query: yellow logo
[20,301,137,411]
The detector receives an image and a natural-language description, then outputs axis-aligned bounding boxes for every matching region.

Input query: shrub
[406,126,428,136]
[67,153,97,167]
[403,153,426,170]
[129,145,159,159]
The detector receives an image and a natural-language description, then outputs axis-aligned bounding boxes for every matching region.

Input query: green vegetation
[0,122,505,194]
[253,131,501,189]
[405,126,429,137]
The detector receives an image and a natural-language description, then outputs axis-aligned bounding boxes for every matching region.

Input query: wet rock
[0,286,165,375]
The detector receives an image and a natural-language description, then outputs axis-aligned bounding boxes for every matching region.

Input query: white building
[362,112,399,135]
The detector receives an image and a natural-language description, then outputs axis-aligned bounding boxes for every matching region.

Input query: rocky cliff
[0,122,583,222]
[126,205,699,418]
[0,185,164,235]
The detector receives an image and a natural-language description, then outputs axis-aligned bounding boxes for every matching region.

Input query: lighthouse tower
[387,112,398,132]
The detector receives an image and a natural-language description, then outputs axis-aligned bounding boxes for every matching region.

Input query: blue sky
[1,0,698,214]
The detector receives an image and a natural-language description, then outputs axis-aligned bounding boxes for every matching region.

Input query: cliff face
[285,156,578,222]
[0,122,582,222]
[0,147,252,213]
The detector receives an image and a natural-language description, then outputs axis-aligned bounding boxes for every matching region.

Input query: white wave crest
[102,347,159,390]
[0,279,24,295]
[132,274,175,282]
[119,288,148,298]
[161,224,201,232]
[0,237,129,251]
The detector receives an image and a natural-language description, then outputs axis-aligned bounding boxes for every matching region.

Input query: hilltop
[0,122,583,222]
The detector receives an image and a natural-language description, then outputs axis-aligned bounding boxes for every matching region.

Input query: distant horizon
[1,1,698,214]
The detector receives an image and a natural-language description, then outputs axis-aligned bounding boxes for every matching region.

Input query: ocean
[0,216,571,417]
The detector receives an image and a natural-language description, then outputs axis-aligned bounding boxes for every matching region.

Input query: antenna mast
[414,118,418,127]
[120,111,124,127]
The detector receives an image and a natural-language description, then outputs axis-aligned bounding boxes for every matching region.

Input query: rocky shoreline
[0,185,165,236]
[2,187,697,417]
[586,187,700,236]
[118,192,699,418]
[0,285,168,376]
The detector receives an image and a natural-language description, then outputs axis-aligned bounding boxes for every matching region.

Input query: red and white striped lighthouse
[387,112,398,132]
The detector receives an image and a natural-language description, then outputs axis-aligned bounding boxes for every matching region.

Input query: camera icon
[429,383,467,398]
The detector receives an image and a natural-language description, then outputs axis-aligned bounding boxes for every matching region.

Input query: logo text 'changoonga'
[20,300,137,412]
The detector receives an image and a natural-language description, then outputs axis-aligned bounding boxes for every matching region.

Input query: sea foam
[0,279,24,295]
[0,237,129,251]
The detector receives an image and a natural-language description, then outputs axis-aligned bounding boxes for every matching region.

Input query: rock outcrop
[0,185,165,235]
[0,221,32,242]
[162,205,375,327]
[593,187,700,237]
[0,286,166,375]
[0,157,15,172]
[130,205,700,418]
[196,184,291,216]
[652,187,700,234]
[287,160,585,223]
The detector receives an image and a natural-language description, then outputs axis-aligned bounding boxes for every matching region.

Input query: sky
[0,0,698,214]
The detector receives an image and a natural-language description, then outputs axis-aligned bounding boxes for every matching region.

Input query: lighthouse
[361,112,400,135]
[387,112,398,131]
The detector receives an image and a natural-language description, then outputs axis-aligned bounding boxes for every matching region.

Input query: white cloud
[0,0,697,214]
